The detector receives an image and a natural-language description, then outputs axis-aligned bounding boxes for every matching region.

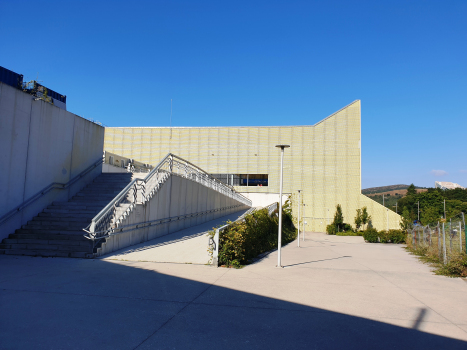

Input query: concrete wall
[240,193,288,208]
[96,174,250,256]
[0,82,105,239]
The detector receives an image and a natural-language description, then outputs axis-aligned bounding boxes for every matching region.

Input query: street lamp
[275,144,290,268]
[297,190,301,248]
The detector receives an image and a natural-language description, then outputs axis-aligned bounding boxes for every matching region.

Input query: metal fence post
[459,221,462,253]
[443,222,447,264]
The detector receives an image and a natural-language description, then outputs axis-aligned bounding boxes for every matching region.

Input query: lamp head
[275,144,290,150]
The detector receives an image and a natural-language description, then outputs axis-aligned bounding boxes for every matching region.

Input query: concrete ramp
[101,209,250,264]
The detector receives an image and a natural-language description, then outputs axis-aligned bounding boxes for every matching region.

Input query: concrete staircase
[0,173,133,258]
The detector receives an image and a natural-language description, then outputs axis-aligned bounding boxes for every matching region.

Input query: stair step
[3,238,92,246]
[9,233,88,241]
[16,228,86,235]
[0,243,92,252]
[43,206,103,213]
[0,249,91,258]
[33,213,95,222]
[25,222,89,229]
[1,171,138,259]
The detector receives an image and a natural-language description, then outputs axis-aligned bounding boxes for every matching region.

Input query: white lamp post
[297,190,301,247]
[276,144,290,268]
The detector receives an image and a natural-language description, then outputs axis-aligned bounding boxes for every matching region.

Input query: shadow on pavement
[0,257,465,349]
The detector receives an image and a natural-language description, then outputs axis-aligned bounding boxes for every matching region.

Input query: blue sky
[1,0,466,189]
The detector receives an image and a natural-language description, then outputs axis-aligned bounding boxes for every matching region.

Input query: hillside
[362,184,428,209]
[362,184,426,195]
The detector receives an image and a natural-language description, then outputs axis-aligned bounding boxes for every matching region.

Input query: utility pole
[418,201,420,221]
[383,194,385,207]
[395,202,397,214]
[444,199,446,219]
[275,145,290,268]
[297,190,301,248]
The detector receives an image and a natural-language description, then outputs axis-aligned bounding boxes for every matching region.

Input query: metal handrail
[0,158,103,226]
[84,153,252,240]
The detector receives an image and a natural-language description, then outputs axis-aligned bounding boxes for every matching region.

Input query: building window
[121,160,126,168]
[109,156,114,165]
[210,174,268,186]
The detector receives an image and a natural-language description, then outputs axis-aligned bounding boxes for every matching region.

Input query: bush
[217,208,296,267]
[387,229,406,244]
[363,228,379,243]
[336,231,363,236]
[363,228,406,244]
[342,223,353,232]
[326,224,336,235]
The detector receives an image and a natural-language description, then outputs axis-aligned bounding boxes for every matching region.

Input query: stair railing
[84,153,252,240]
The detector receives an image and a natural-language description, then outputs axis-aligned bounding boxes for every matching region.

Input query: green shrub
[326,224,336,235]
[387,229,406,244]
[342,223,353,232]
[363,228,379,243]
[217,208,296,267]
[336,231,363,236]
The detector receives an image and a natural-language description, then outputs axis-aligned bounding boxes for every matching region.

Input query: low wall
[239,192,288,208]
[0,82,105,239]
[96,174,250,256]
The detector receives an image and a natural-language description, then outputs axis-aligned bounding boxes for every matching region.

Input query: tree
[406,184,416,196]
[400,207,411,230]
[332,204,344,232]
[361,206,371,230]
[354,209,363,231]
[421,206,439,225]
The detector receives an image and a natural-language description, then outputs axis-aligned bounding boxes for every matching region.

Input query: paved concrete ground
[1,232,467,349]
[102,209,250,264]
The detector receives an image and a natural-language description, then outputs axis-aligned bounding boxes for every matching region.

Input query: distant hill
[362,184,427,196]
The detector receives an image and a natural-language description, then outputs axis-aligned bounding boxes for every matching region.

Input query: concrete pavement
[1,232,467,349]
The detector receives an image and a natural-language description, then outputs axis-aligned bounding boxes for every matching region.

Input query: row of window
[210,174,268,187]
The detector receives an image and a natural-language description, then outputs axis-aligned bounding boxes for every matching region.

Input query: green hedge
[363,228,406,244]
[216,208,296,267]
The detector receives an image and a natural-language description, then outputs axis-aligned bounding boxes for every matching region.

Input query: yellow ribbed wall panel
[103,100,400,232]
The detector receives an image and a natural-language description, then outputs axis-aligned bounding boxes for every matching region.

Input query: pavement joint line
[348,252,467,336]
[133,266,232,350]
[189,301,462,325]
[309,239,467,333]
[0,286,459,327]
[0,271,49,284]
[0,287,190,305]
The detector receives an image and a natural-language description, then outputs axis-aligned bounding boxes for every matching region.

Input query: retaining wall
[96,174,250,256]
[0,82,104,239]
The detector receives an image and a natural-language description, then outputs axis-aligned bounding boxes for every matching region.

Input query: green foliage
[436,252,467,277]
[354,209,362,230]
[363,227,379,243]
[332,204,344,231]
[326,224,336,235]
[217,207,296,267]
[405,241,467,278]
[400,207,412,230]
[406,183,417,196]
[362,228,406,244]
[397,186,467,224]
[361,207,371,229]
[421,206,439,225]
[336,231,363,236]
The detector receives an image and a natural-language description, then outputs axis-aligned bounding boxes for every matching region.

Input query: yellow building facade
[104,100,401,232]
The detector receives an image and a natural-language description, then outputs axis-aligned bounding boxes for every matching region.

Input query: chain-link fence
[407,213,466,265]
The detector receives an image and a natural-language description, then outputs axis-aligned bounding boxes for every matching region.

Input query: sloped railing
[83,153,252,240]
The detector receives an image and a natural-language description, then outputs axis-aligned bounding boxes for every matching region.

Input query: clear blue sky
[1,0,466,189]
